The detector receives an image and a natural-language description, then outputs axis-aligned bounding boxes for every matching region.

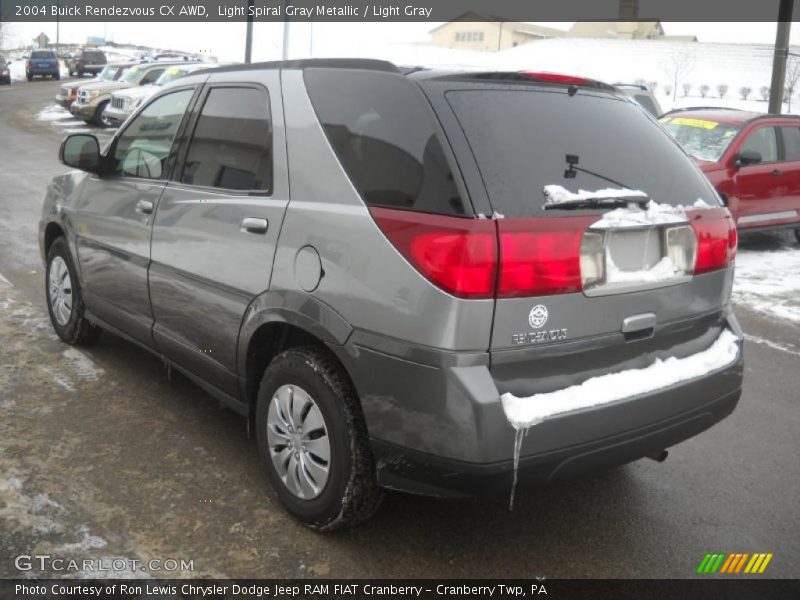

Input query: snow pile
[62,348,104,381]
[501,328,739,430]
[36,106,73,122]
[591,201,695,229]
[543,184,648,206]
[605,254,683,284]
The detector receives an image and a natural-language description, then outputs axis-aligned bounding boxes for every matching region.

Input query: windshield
[659,116,741,162]
[154,66,188,86]
[445,88,718,217]
[100,67,116,81]
[120,66,144,84]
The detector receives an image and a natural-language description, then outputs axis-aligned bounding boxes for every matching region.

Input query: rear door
[149,72,288,396]
[775,124,800,225]
[423,80,735,397]
[731,124,787,227]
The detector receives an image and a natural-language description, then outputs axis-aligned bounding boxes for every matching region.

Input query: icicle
[509,427,528,511]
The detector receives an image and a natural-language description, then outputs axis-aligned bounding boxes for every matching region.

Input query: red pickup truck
[661,107,800,243]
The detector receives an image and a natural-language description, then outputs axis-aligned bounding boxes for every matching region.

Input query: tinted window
[31,51,55,59]
[180,87,272,191]
[780,125,800,161]
[110,89,194,179]
[305,69,467,215]
[85,51,104,61]
[447,88,718,217]
[741,127,778,163]
[140,68,164,85]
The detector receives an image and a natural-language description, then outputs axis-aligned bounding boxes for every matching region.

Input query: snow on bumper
[501,328,740,430]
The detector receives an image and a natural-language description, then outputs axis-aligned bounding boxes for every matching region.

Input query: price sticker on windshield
[670,117,720,129]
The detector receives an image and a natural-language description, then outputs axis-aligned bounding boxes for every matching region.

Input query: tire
[26,74,32,82]
[68,69,74,77]
[795,228,800,244]
[91,100,109,127]
[77,68,84,77]
[54,72,60,80]
[45,237,101,345]
[256,346,382,531]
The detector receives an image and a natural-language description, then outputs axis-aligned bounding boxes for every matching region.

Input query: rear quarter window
[304,69,468,216]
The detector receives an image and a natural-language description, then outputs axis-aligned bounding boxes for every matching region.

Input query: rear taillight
[370,208,497,299]
[690,208,737,274]
[497,217,593,297]
[26,60,32,69]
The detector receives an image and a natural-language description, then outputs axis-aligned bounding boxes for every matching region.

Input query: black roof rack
[192,58,399,76]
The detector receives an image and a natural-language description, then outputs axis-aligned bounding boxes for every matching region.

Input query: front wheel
[91,100,109,126]
[255,346,382,531]
[45,237,101,345]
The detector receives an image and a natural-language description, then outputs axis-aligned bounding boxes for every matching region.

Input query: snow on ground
[36,105,73,121]
[733,239,800,323]
[62,348,105,382]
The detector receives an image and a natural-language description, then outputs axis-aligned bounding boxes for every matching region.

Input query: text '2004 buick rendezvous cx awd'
[40,60,743,530]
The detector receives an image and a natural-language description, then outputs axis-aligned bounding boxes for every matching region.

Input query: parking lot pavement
[0,79,798,579]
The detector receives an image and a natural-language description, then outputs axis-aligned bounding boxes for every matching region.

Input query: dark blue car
[26,50,60,81]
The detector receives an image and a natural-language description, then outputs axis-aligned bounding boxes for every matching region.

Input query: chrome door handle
[241,217,268,234]
[136,199,154,214]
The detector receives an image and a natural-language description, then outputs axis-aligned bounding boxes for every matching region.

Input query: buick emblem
[528,305,549,329]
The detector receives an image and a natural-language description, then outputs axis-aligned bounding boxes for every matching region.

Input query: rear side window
[304,69,468,216]
[181,87,272,192]
[780,125,800,161]
[447,89,718,217]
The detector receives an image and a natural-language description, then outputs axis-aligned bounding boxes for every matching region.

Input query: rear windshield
[446,88,718,217]
[633,93,658,115]
[304,69,468,216]
[85,51,105,60]
[31,51,56,59]
[659,116,740,162]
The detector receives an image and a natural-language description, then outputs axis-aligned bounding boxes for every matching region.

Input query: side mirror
[60,134,102,174]
[735,149,762,168]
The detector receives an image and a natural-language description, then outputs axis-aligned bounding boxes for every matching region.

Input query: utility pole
[282,0,290,60]
[769,0,794,114]
[245,0,254,63]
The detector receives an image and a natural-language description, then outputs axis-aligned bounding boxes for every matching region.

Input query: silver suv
[40,60,744,530]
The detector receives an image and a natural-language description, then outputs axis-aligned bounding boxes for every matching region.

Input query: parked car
[67,48,108,77]
[70,62,182,125]
[56,63,134,109]
[104,63,218,126]
[661,107,800,242]
[613,83,662,116]
[0,56,10,84]
[41,61,743,530]
[26,50,60,81]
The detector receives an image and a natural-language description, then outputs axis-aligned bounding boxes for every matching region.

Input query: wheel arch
[44,221,66,256]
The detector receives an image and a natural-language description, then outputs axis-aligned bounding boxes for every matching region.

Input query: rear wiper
[542,195,651,211]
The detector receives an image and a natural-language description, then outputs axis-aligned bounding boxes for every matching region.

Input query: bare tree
[739,86,752,100]
[0,22,12,51]
[760,86,770,101]
[664,84,673,97]
[717,84,729,99]
[662,51,695,101]
[648,81,658,92]
[783,58,800,112]
[699,84,709,98]
[682,82,691,97]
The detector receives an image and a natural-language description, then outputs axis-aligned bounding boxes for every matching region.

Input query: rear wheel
[54,72,60,80]
[77,68,84,77]
[45,237,101,345]
[795,228,800,244]
[255,346,382,531]
[26,74,32,82]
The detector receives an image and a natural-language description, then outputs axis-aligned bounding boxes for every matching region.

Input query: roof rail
[660,106,745,116]
[194,58,399,76]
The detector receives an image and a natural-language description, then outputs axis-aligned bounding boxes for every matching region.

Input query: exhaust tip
[648,450,669,463]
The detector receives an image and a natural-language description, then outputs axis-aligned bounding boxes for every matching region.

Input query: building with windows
[430,14,564,52]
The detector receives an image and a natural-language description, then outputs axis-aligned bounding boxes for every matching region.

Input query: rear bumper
[27,68,59,76]
[336,314,744,498]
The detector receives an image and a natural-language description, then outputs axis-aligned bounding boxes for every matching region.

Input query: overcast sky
[4,22,800,61]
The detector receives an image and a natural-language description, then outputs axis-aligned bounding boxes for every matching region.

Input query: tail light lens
[371,207,735,300]
[690,208,737,274]
[497,217,592,297]
[26,60,32,69]
[519,71,595,86]
[370,208,497,299]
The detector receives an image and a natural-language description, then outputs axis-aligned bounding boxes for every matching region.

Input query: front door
[149,74,288,396]
[732,125,788,228]
[71,87,197,342]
